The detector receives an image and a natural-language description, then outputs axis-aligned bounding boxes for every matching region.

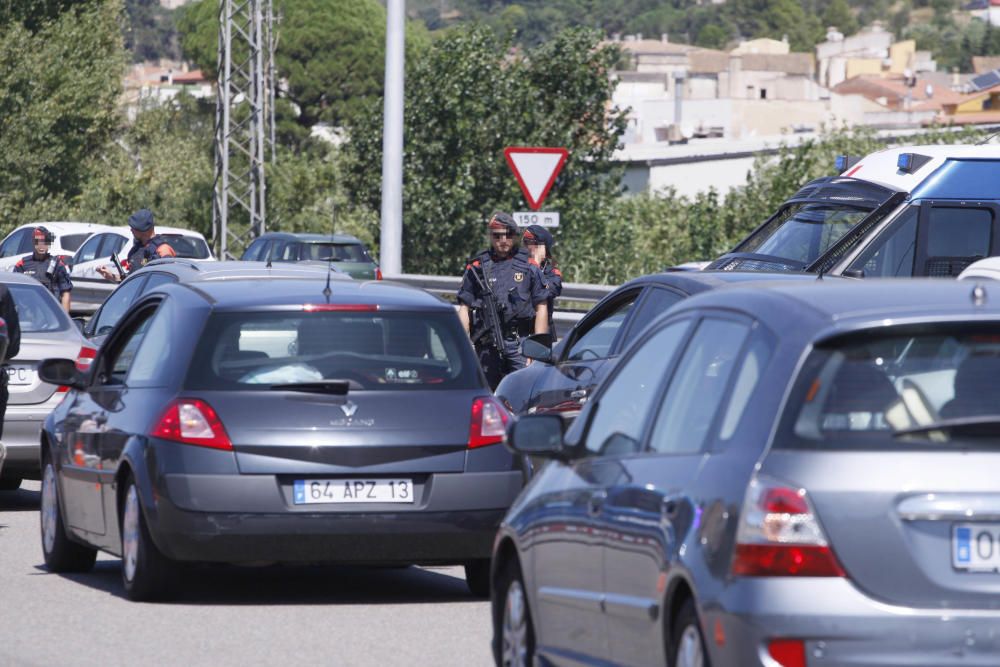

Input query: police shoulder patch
[514,272,524,282]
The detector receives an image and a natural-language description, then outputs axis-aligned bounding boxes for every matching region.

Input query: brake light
[76,346,97,372]
[150,398,232,451]
[375,267,383,280]
[468,397,510,449]
[768,639,806,667]
[302,303,378,312]
[731,475,845,577]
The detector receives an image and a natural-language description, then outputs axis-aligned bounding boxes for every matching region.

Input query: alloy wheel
[502,579,529,667]
[122,485,140,583]
[676,624,705,667]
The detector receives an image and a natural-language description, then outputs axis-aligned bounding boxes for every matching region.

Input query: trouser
[478,336,527,391]
[0,374,8,440]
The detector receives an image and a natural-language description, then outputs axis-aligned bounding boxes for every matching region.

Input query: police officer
[458,212,549,389]
[97,208,176,282]
[522,224,562,339]
[0,280,21,444]
[13,227,73,313]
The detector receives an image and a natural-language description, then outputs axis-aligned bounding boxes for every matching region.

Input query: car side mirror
[842,268,865,279]
[38,358,85,390]
[521,333,554,363]
[506,414,575,460]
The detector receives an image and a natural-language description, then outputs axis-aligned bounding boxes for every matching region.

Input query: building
[122,61,213,120]
[815,24,935,89]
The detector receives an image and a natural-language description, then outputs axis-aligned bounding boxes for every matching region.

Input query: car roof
[958,256,1000,280]
[14,222,113,235]
[672,279,1000,342]
[109,225,208,239]
[132,259,353,282]
[845,144,1000,193]
[622,269,826,296]
[255,232,364,244]
[181,277,450,311]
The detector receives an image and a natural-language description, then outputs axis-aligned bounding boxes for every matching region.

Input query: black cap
[522,224,553,250]
[487,211,518,235]
[128,208,155,232]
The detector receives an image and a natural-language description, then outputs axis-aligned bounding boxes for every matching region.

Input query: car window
[98,234,124,258]
[92,276,147,336]
[15,229,34,255]
[9,284,70,333]
[718,330,774,440]
[242,238,265,261]
[300,242,370,262]
[140,272,177,294]
[59,233,90,253]
[0,229,28,258]
[848,207,918,277]
[127,300,175,386]
[566,294,638,362]
[74,234,105,264]
[582,319,691,457]
[923,207,992,277]
[648,317,751,455]
[619,287,684,347]
[740,203,870,265]
[102,306,158,385]
[161,235,210,259]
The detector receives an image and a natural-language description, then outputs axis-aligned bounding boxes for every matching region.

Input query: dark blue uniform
[458,248,547,389]
[126,234,175,273]
[13,254,72,300]
[531,258,562,339]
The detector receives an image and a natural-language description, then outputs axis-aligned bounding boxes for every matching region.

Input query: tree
[822,0,858,37]
[176,0,430,128]
[344,25,627,276]
[0,0,126,230]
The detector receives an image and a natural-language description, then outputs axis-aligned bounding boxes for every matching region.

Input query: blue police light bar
[835,155,849,172]
[896,152,931,174]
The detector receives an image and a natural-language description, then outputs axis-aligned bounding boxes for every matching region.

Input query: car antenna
[265,236,273,269]
[323,204,335,301]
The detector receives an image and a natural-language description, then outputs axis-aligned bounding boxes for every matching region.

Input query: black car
[495,271,824,418]
[241,232,381,280]
[38,277,521,600]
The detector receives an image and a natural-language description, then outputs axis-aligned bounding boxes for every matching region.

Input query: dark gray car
[499,279,1000,666]
[38,277,520,601]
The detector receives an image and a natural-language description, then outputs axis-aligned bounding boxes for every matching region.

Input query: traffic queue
[2,144,1000,667]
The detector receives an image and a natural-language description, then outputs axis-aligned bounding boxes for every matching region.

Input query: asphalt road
[0,481,494,667]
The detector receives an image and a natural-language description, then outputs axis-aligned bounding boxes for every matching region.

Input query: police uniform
[0,282,21,442]
[523,225,562,339]
[458,245,547,390]
[13,229,72,301]
[123,208,175,274]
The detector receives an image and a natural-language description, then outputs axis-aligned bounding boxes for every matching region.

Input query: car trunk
[199,389,478,475]
[761,449,1000,610]
[8,334,80,406]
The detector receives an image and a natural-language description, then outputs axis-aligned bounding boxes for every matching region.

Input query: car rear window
[184,309,478,391]
[59,233,91,252]
[161,235,210,259]
[296,242,370,263]
[9,284,70,333]
[777,326,1000,450]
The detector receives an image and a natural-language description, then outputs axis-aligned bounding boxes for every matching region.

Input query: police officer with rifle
[13,227,73,313]
[458,212,549,390]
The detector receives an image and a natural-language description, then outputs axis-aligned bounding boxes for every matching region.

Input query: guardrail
[70,278,116,315]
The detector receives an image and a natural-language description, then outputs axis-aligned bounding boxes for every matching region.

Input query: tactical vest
[127,235,171,272]
[477,249,537,322]
[17,255,62,297]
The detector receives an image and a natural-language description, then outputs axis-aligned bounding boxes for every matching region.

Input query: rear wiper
[893,416,1000,438]
[269,380,350,395]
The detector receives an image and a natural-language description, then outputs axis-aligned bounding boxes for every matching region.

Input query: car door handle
[588,491,607,516]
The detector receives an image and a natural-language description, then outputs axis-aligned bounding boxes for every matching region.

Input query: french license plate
[953,523,1000,571]
[6,365,35,386]
[293,478,414,505]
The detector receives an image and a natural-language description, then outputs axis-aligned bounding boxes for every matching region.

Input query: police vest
[15,254,67,297]
[476,249,537,322]
[127,235,171,272]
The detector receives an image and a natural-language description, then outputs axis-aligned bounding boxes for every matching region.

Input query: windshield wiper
[893,415,1000,438]
[269,380,350,395]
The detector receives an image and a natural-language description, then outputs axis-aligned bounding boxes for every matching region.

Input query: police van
[707,144,1000,278]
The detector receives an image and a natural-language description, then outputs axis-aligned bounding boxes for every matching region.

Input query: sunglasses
[491,232,513,239]
[33,239,48,245]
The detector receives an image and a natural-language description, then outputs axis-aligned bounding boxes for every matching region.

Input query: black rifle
[464,260,506,353]
[110,253,126,280]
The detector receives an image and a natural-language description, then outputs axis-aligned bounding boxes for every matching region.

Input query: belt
[503,321,531,341]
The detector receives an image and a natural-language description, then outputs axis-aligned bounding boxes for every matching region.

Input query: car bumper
[712,578,1000,666]
[1,403,53,477]
[148,470,523,565]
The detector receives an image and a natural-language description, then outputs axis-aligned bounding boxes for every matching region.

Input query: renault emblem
[340,401,358,417]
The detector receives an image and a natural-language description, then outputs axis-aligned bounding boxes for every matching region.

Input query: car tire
[671,598,711,667]
[465,559,491,598]
[40,458,97,572]
[120,475,178,601]
[493,558,535,667]
[0,475,22,491]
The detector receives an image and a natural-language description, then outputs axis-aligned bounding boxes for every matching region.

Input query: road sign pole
[379,0,405,276]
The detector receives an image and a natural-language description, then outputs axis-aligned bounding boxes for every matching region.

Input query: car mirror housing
[522,333,554,363]
[506,414,573,460]
[38,358,85,390]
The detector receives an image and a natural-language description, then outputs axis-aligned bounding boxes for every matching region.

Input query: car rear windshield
[59,233,91,253]
[184,309,478,391]
[738,203,870,265]
[294,242,370,263]
[162,235,210,259]
[9,284,69,333]
[777,327,1000,450]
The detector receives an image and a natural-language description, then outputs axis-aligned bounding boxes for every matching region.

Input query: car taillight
[302,303,378,312]
[150,398,232,451]
[76,346,97,372]
[731,475,845,577]
[768,639,806,667]
[468,396,510,449]
[375,267,383,280]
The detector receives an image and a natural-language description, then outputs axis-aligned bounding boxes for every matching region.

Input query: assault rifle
[464,259,506,353]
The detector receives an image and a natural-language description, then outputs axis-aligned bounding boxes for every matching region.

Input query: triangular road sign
[504,147,569,211]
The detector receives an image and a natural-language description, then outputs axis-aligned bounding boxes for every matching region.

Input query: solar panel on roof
[970,69,1000,91]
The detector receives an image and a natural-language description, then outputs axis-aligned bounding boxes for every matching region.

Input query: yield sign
[504,147,569,211]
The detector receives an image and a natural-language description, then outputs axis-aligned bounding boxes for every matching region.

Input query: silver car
[0,274,93,491]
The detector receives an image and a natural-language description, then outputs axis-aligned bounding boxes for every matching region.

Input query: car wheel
[494,559,535,667]
[0,475,22,491]
[120,475,178,601]
[39,458,97,572]
[465,559,491,598]
[671,598,711,667]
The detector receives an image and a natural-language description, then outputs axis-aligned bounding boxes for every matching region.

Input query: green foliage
[0,0,127,230]
[823,0,858,36]
[344,25,626,275]
[124,0,179,63]
[177,0,430,128]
